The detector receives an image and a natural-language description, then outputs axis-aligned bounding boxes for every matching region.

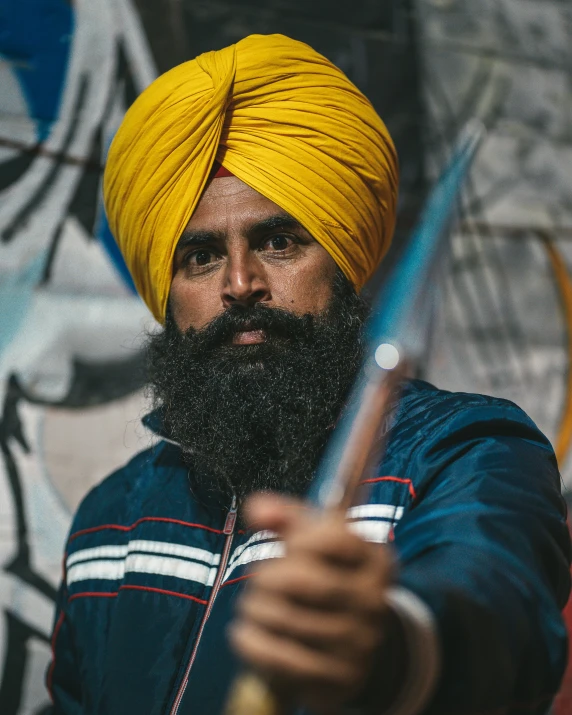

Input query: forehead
[187,176,289,231]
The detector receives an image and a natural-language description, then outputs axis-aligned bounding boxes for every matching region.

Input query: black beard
[146,270,368,502]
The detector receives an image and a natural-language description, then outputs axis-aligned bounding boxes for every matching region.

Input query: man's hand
[229,493,395,714]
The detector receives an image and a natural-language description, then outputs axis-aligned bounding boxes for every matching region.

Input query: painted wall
[0,2,424,712]
[0,2,159,711]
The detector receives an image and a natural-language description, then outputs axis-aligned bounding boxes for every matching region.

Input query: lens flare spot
[374,343,399,370]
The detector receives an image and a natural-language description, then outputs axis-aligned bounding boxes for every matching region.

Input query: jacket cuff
[381,586,441,715]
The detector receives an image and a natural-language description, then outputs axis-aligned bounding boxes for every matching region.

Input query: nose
[221,249,271,308]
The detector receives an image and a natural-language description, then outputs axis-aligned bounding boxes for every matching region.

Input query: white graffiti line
[114,0,158,91]
[6,405,71,587]
[0,572,55,642]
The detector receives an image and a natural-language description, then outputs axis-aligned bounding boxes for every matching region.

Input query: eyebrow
[176,229,225,250]
[176,213,306,250]
[247,213,303,237]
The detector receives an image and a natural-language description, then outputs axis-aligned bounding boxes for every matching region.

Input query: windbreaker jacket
[46,380,571,715]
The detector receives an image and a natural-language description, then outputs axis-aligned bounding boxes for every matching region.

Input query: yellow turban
[103,34,398,323]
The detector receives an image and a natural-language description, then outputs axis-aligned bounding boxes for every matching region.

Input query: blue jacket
[47,380,571,714]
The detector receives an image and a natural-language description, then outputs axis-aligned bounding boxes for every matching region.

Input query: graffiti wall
[0,2,159,711]
[0,1,424,712]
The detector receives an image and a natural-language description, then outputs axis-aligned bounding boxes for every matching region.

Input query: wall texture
[418,0,572,487]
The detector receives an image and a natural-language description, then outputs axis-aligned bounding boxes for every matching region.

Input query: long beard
[146,271,367,502]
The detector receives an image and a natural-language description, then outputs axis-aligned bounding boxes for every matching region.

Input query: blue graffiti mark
[94,133,138,295]
[0,0,74,141]
[97,213,138,295]
[0,252,48,358]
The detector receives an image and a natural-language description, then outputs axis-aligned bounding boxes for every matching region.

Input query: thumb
[243,492,311,537]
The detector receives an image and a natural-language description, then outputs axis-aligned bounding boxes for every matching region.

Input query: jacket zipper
[169,496,237,715]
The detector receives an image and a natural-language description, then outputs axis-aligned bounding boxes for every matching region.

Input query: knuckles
[288,517,369,562]
[232,517,393,710]
[247,556,351,609]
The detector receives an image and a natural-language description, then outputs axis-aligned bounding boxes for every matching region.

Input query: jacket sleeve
[45,565,83,713]
[394,400,571,715]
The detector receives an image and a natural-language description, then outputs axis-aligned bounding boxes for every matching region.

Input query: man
[47,34,570,715]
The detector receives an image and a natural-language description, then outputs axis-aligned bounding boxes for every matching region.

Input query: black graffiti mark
[61,353,148,408]
[66,36,139,241]
[40,222,64,286]
[41,40,141,286]
[116,40,139,115]
[0,611,50,715]
[0,378,30,576]
[0,359,148,714]
[0,145,38,192]
[64,37,140,242]
[39,38,142,287]
[2,75,89,243]
[0,376,58,603]
[39,129,104,285]
[67,125,104,238]
[0,136,103,172]
[1,129,103,285]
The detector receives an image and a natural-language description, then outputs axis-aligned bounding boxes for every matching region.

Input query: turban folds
[103,34,398,323]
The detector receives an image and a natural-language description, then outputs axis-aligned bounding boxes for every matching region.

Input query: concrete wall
[418,0,572,488]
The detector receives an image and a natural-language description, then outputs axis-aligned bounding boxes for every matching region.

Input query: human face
[170,176,338,335]
[148,269,367,501]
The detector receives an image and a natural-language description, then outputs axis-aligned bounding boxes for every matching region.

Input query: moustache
[180,305,317,353]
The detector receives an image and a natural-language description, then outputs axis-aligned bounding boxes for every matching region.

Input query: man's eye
[265,234,293,251]
[186,249,215,266]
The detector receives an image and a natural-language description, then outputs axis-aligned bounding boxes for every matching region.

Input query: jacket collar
[142,409,180,447]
